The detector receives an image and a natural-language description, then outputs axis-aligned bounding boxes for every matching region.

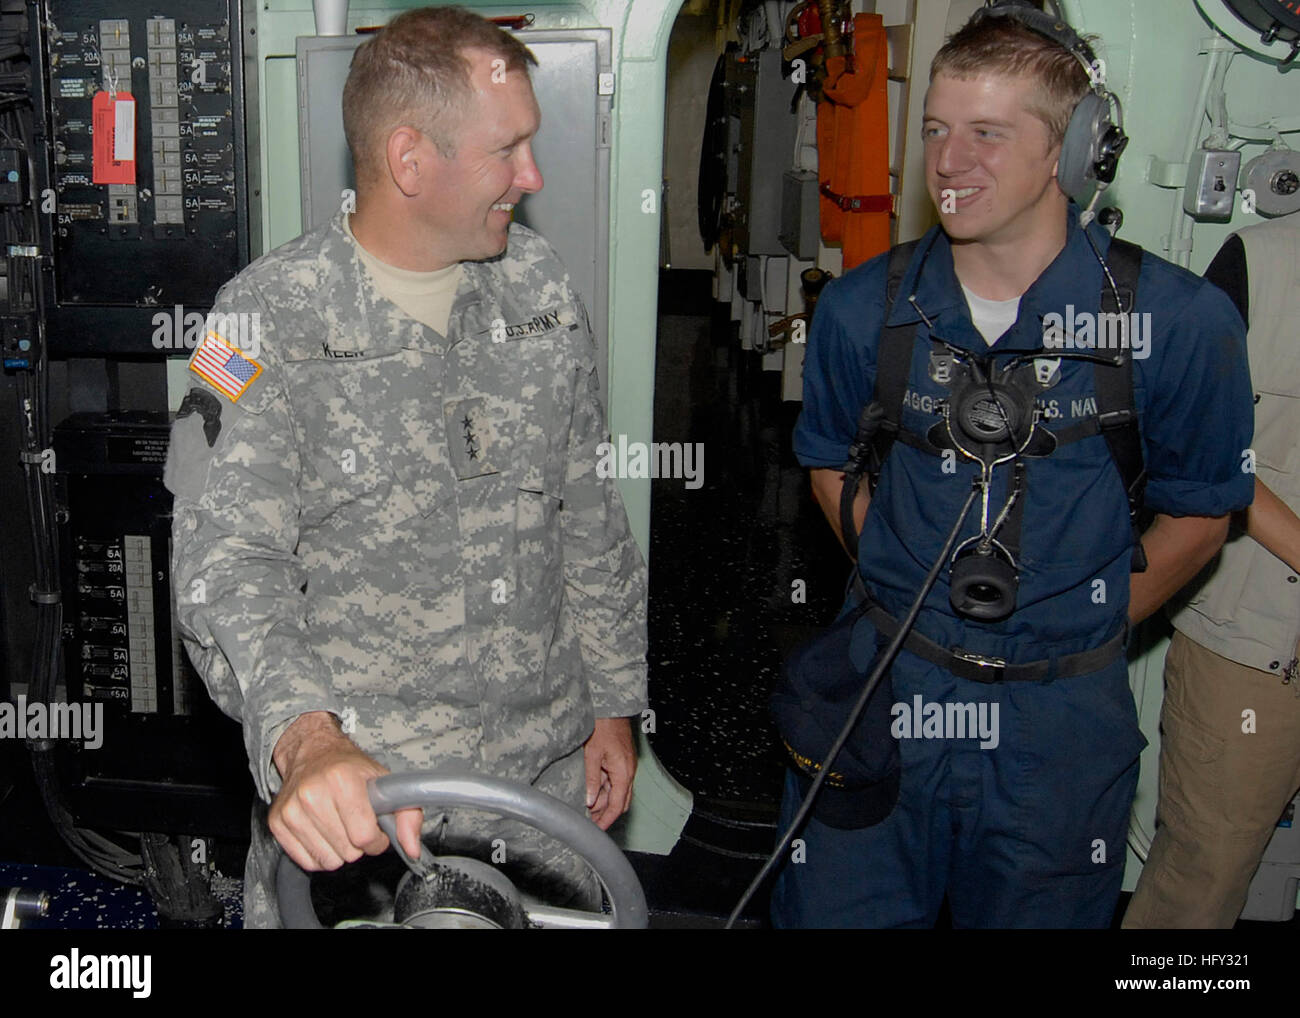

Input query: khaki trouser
[242,745,600,928]
[1124,630,1300,928]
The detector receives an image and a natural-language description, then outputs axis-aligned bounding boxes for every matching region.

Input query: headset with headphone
[970,0,1129,207]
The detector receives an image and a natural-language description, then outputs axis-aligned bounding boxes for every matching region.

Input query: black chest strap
[1089,237,1148,572]
[838,240,919,553]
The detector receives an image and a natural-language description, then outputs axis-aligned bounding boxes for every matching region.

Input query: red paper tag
[92,90,136,185]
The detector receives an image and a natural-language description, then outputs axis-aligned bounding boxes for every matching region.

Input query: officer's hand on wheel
[269,711,424,871]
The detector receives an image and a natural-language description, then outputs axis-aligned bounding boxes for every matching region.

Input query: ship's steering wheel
[275,770,649,929]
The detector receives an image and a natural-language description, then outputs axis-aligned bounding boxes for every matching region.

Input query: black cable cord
[726,482,982,928]
[2,41,143,884]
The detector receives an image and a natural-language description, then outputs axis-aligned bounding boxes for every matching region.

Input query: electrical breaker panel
[53,412,251,836]
[35,1,249,354]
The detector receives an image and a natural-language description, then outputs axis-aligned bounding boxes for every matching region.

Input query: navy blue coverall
[775,205,1255,928]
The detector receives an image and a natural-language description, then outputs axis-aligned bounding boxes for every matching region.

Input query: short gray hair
[342,6,537,184]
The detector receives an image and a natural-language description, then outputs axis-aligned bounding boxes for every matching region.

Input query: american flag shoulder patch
[190,332,263,402]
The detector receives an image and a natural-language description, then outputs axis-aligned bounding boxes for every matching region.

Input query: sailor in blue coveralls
[772,6,1254,928]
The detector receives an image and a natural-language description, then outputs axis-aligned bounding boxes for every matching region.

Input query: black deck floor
[645,269,846,810]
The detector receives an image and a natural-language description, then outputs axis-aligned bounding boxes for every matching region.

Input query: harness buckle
[952,648,1007,681]
[1095,408,1135,430]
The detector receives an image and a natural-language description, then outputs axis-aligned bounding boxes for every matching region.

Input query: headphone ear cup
[1094,124,1128,184]
[1057,91,1105,200]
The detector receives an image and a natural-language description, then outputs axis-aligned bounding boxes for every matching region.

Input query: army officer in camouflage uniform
[163,7,648,927]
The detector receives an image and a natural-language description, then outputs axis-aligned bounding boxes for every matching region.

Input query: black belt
[851,575,1127,684]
